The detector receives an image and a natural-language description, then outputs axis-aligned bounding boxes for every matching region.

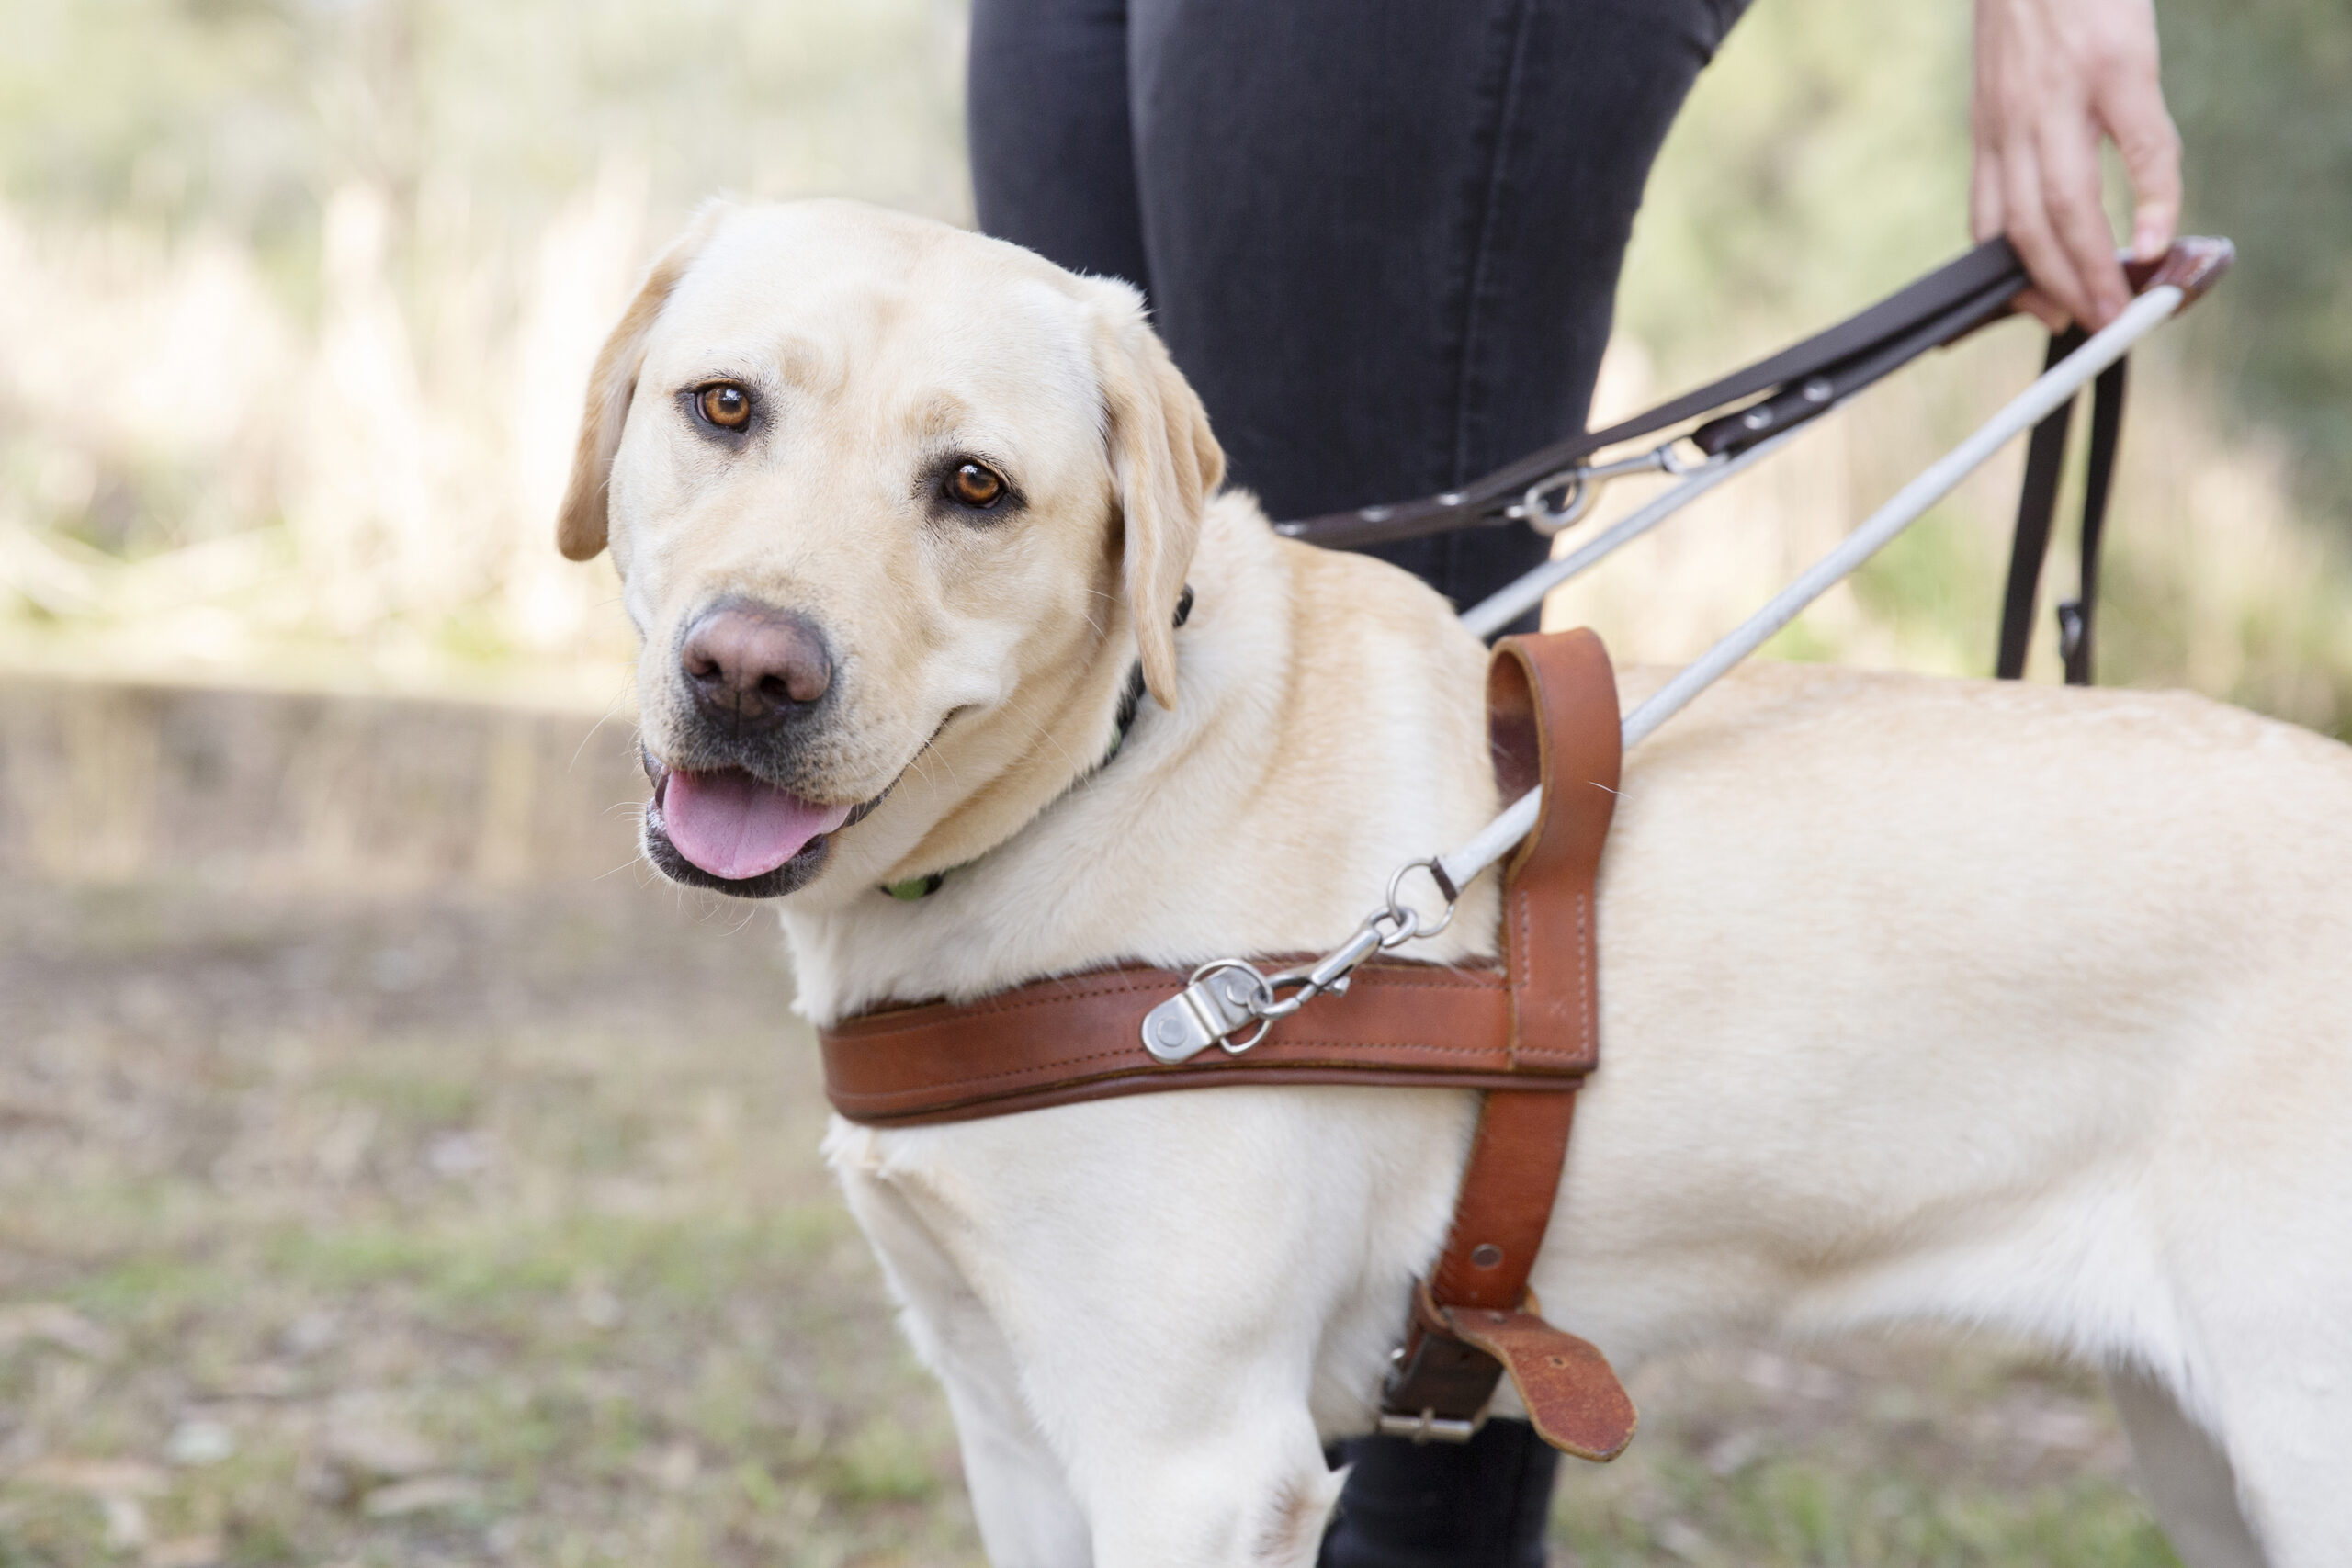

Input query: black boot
[1317,1419,1560,1568]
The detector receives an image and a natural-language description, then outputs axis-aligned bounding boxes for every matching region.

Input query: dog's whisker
[905,728,959,790]
[568,688,637,775]
[996,689,1083,774]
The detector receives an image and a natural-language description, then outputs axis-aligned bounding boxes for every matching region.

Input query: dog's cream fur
[563,198,2351,1567]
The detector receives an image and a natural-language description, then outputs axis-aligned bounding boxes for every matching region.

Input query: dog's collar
[879,585,1193,902]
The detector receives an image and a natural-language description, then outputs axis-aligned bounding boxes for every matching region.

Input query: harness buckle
[1374,1408,1479,1445]
[1140,960,1270,1064]
[1137,862,1464,1063]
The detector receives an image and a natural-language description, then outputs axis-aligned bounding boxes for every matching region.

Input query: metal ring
[1186,958,1277,1051]
[1519,471,1590,536]
[1188,956,1274,1009]
[1384,859,1456,944]
[1657,439,1706,476]
[1219,1019,1273,1053]
[1369,905,1421,951]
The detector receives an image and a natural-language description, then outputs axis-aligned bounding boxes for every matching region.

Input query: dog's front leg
[831,1122,1092,1566]
[1075,1403,1342,1568]
[989,1257,1344,1568]
[830,1089,1458,1567]
[863,1155,1337,1568]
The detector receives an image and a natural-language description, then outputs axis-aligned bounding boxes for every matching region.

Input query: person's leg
[1122,4,1749,1561]
[1317,1418,1562,1568]
[1129,0,1750,619]
[973,0,1750,1558]
[968,0,1152,294]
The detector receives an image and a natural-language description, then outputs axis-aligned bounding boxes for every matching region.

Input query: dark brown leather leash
[820,628,1639,1461]
[1276,237,2036,552]
[1283,237,2230,687]
[1995,328,2131,684]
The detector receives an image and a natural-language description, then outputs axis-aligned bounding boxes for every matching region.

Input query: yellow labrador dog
[559,198,2350,1568]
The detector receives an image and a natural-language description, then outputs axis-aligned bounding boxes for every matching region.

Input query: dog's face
[558,201,1221,901]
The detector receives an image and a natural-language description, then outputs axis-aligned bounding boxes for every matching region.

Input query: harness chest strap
[818,627,1635,1461]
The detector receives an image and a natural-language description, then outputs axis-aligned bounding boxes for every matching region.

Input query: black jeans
[968,0,1745,1559]
[972,0,1747,620]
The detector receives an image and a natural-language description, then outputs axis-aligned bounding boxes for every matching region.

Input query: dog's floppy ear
[1091,285,1223,709]
[556,202,732,562]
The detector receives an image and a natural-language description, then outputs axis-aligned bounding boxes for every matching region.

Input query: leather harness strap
[818,627,1635,1461]
[822,961,1553,1125]
[1376,628,1634,1459]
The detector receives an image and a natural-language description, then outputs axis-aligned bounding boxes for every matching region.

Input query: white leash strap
[1142,283,2188,1064]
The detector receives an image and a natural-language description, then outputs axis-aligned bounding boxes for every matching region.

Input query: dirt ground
[0,679,2182,1567]
[0,872,2186,1568]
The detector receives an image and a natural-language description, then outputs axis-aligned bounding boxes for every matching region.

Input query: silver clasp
[1136,860,1460,1064]
[1510,436,1706,536]
[1139,959,1272,1064]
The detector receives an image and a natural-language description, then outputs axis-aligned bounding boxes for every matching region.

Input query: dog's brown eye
[946,461,1006,508]
[698,383,752,429]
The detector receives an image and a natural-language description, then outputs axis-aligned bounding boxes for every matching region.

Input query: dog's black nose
[679,603,831,727]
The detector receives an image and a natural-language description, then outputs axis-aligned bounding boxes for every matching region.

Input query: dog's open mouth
[661,767,851,879]
[642,761,882,898]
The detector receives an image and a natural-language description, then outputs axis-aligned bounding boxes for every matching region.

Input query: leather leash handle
[1379,628,1636,1461]
[1994,237,2231,685]
[2061,356,2128,685]
[1995,335,2127,686]
[1996,329,2086,680]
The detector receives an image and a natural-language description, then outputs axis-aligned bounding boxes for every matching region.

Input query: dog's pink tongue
[662,769,852,881]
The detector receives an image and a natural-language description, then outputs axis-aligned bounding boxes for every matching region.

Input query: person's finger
[2012,285,2069,335]
[2035,109,2130,325]
[2099,70,2182,260]
[2001,137,2089,329]
[1972,87,2065,329]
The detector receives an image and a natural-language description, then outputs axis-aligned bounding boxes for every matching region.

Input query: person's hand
[1971,0,2181,331]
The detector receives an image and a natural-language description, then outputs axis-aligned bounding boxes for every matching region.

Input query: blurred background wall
[0,0,2346,730]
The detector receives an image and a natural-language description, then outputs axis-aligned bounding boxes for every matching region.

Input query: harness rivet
[1151,1016,1188,1048]
[1470,1243,1503,1269]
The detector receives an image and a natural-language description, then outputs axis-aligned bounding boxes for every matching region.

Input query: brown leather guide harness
[820,627,1638,1461]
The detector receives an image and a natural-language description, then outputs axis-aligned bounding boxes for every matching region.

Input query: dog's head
[559,200,1221,902]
